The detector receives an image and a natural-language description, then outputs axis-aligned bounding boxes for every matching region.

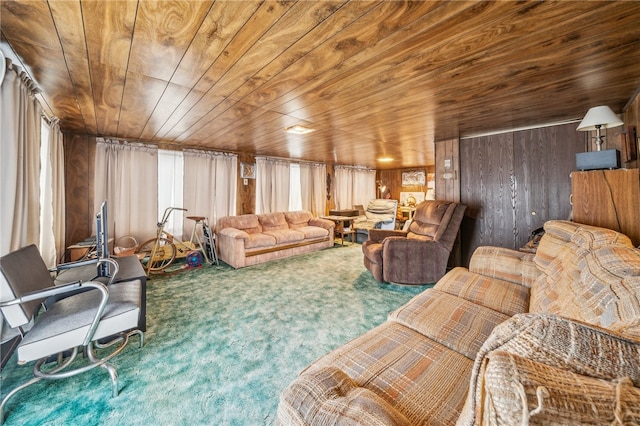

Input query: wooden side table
[66,238,114,262]
[67,244,93,262]
[398,206,416,220]
[321,215,356,246]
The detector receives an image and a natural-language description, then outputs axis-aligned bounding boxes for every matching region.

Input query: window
[289,163,302,211]
[157,150,184,238]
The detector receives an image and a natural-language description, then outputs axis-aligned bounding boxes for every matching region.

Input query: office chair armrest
[50,257,119,285]
[0,281,82,307]
[51,258,99,273]
[0,279,109,307]
[99,258,119,285]
[0,280,111,346]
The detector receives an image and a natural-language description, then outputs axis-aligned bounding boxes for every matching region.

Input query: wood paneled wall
[377,166,436,202]
[459,122,583,266]
[572,169,640,246]
[435,138,460,202]
[63,133,97,249]
[624,87,640,169]
[237,153,256,215]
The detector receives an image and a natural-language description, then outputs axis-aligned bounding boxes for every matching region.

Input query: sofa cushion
[388,289,510,360]
[532,245,640,338]
[469,246,539,288]
[534,220,633,275]
[277,366,411,426]
[407,200,453,240]
[581,247,640,337]
[587,253,640,339]
[530,238,640,337]
[284,211,313,228]
[259,212,289,232]
[291,226,329,240]
[217,214,262,234]
[530,221,637,328]
[244,233,277,249]
[263,229,305,244]
[435,267,530,317]
[302,321,473,426]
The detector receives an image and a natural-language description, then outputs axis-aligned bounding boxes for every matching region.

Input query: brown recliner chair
[362,200,466,285]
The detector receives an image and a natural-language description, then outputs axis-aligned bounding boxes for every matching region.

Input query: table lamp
[576,105,624,170]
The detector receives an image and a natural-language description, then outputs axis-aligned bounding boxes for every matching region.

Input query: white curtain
[183,149,237,234]
[299,162,326,216]
[50,120,66,263]
[94,139,158,244]
[256,157,290,213]
[0,59,42,256]
[0,58,44,343]
[334,166,376,210]
[38,118,65,267]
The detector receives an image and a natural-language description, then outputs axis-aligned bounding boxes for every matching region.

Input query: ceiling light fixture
[285,124,315,135]
[377,157,394,163]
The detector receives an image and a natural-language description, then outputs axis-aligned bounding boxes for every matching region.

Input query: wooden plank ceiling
[2,0,640,169]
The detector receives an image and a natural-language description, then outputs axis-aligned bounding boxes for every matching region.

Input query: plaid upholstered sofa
[276,220,640,425]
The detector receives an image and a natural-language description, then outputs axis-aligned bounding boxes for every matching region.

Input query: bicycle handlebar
[159,207,188,226]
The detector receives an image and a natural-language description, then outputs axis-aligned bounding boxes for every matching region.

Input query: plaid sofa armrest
[458,313,640,426]
[469,246,539,288]
[478,351,640,425]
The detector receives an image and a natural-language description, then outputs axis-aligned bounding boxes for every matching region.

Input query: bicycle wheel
[138,237,176,272]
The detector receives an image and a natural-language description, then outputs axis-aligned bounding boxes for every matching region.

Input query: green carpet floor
[1,243,430,425]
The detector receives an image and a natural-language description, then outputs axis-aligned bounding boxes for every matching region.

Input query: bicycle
[137,207,216,275]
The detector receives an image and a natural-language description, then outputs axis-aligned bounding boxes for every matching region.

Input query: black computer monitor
[95,200,110,277]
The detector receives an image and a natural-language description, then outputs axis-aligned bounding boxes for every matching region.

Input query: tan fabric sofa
[276,220,640,425]
[215,211,334,269]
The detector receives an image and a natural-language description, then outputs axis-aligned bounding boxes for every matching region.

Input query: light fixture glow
[285,124,315,135]
[377,157,394,162]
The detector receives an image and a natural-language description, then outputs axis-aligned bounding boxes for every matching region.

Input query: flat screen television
[95,200,110,277]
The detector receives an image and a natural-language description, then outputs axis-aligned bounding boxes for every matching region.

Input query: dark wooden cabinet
[571,168,640,246]
[459,122,584,266]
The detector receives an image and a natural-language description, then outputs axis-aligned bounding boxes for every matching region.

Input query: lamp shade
[576,105,623,131]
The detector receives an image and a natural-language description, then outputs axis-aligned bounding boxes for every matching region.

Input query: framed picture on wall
[401,170,425,186]
[240,162,256,179]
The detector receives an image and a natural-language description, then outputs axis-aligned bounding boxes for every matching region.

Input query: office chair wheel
[137,237,176,272]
